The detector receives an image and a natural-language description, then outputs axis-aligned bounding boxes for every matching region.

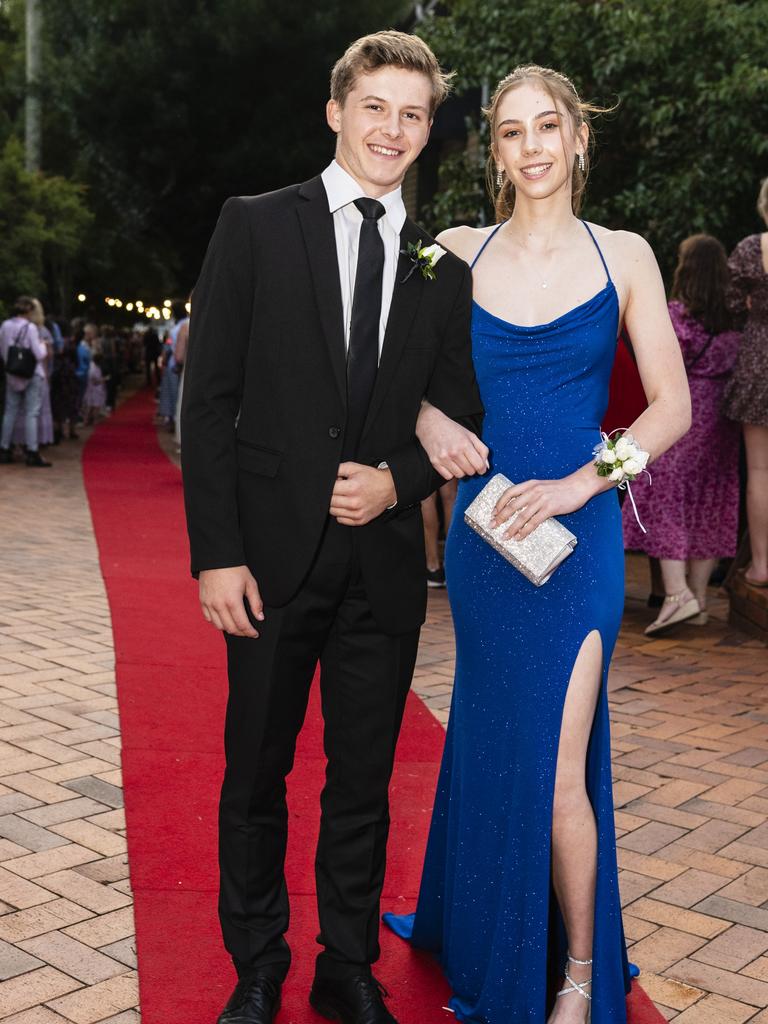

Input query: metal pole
[25,0,42,172]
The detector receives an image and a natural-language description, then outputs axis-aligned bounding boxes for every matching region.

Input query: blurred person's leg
[23,378,51,467]
[648,556,664,607]
[77,378,87,422]
[645,558,699,634]
[440,477,457,529]
[175,369,184,448]
[687,558,717,613]
[744,424,768,583]
[421,492,439,572]
[23,377,43,451]
[0,384,22,454]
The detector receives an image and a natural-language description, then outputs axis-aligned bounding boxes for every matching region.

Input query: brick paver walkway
[0,433,138,1023]
[1,421,766,1022]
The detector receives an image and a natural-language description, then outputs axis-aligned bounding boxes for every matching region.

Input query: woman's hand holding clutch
[492,474,593,541]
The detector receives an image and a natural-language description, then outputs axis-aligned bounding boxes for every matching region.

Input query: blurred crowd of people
[0,299,176,468]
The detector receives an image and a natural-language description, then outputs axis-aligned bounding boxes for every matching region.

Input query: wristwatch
[377,461,398,510]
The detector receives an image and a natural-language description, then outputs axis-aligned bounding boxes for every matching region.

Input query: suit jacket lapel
[361,218,425,441]
[296,177,346,406]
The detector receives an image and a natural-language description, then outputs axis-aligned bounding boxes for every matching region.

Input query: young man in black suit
[182,30,484,1024]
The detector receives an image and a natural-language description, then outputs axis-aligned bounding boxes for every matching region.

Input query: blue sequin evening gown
[385,222,632,1023]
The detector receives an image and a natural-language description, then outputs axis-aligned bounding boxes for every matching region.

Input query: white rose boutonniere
[401,240,447,282]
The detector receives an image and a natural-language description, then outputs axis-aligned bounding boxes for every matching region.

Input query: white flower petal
[420,243,446,264]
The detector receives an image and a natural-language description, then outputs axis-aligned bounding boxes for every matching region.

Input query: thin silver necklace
[507,223,582,290]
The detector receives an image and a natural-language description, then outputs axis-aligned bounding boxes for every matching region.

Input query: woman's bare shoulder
[586,222,656,265]
[436,224,496,265]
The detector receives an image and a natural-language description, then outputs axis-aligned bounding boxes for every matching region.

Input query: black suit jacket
[181,175,483,634]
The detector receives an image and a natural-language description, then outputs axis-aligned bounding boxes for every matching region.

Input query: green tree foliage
[420,0,768,275]
[0,136,92,319]
[39,0,409,300]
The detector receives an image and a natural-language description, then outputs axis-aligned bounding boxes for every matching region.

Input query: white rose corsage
[401,240,446,283]
[593,429,651,532]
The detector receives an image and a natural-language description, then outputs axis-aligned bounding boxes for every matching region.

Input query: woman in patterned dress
[722,178,768,587]
[622,235,741,632]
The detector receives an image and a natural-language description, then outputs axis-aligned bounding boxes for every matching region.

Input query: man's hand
[199,565,264,638]
[330,463,397,526]
[416,401,489,480]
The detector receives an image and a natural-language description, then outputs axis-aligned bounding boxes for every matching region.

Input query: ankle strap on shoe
[567,953,593,966]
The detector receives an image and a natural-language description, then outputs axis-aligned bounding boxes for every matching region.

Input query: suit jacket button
[328,426,341,439]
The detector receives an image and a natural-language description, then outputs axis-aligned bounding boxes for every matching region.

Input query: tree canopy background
[0,0,766,313]
[420,0,768,277]
[0,0,410,310]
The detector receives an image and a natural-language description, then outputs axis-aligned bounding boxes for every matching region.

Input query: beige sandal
[644,589,701,636]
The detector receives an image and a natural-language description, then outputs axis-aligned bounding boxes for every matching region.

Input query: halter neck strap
[581,220,612,284]
[470,218,613,285]
[470,222,506,269]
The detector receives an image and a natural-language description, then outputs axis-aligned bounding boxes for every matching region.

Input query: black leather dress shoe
[309,975,398,1024]
[217,973,281,1023]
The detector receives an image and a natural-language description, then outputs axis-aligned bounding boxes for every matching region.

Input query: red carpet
[83,389,663,1023]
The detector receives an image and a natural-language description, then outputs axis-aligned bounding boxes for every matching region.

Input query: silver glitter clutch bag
[464,473,577,587]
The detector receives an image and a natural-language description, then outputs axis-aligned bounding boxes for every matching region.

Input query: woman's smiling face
[495,80,587,205]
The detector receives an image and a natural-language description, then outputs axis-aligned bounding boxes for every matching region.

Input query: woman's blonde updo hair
[484,65,609,222]
[757,177,768,225]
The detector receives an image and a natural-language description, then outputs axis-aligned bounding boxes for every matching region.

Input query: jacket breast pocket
[236,440,283,478]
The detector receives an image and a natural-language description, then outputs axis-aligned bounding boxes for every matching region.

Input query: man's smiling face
[326,66,433,198]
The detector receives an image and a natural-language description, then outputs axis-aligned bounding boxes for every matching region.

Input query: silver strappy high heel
[556,953,592,1021]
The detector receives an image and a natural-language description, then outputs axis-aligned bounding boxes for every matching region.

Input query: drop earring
[578,152,585,173]
[496,167,504,189]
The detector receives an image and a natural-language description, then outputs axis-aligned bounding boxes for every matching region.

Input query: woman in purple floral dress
[722,178,768,587]
[623,235,741,632]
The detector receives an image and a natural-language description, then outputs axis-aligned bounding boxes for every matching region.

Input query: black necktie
[342,197,385,462]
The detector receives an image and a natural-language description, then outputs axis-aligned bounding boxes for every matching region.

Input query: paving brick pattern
[3,420,767,1021]
[413,557,768,1021]
[0,433,138,1022]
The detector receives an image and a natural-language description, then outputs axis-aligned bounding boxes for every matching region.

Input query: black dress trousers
[220,519,420,981]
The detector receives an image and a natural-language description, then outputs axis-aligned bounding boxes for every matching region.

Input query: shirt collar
[321,160,407,234]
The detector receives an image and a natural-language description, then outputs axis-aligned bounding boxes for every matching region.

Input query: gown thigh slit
[384,221,631,1023]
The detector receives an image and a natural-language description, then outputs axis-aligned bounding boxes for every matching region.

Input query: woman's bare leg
[548,630,602,1024]
[744,424,768,582]
[688,558,716,610]
[421,493,440,571]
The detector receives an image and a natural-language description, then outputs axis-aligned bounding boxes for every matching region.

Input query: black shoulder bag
[4,323,37,379]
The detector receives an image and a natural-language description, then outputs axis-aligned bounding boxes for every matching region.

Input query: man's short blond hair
[330,30,453,118]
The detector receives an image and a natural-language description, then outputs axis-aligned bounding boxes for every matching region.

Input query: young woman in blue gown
[384,66,691,1024]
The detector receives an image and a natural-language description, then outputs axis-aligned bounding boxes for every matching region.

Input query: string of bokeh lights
[75,294,191,321]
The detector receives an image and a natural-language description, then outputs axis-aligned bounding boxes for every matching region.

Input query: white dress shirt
[320,160,406,358]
